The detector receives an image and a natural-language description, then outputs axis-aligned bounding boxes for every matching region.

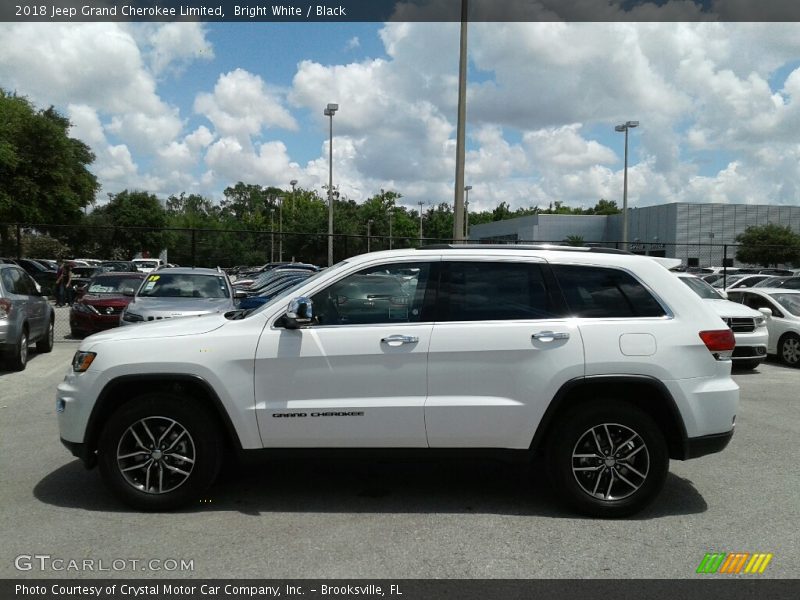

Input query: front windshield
[138,273,230,298]
[87,275,143,294]
[680,276,724,300]
[770,293,800,316]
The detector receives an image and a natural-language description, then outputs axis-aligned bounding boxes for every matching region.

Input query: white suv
[57,246,739,517]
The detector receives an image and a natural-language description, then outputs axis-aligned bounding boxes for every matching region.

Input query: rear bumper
[683,429,734,459]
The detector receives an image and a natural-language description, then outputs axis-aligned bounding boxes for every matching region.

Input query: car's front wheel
[778,333,800,366]
[546,401,668,518]
[36,318,54,353]
[98,394,223,510]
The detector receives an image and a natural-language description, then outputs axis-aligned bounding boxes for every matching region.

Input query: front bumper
[60,438,96,468]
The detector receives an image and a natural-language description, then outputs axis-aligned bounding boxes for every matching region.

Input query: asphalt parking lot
[0,341,798,580]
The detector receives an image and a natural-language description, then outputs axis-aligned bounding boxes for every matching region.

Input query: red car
[69,272,145,337]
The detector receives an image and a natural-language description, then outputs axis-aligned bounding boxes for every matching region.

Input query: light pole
[324,103,338,266]
[464,185,472,240]
[614,120,639,250]
[453,0,469,242]
[270,209,275,263]
[278,195,283,262]
[367,219,374,253]
[388,209,393,250]
[290,179,297,212]
[418,201,424,245]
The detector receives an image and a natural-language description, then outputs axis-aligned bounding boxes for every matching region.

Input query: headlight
[122,311,144,322]
[755,316,766,327]
[72,351,97,372]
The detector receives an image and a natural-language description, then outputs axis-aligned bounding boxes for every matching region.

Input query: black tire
[36,318,54,353]
[97,393,223,511]
[7,326,29,371]
[546,401,669,518]
[778,333,800,367]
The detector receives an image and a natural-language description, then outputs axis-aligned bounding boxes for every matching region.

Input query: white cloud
[194,69,297,145]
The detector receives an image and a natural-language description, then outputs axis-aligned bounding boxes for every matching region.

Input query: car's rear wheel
[778,333,800,366]
[36,318,54,353]
[546,400,668,518]
[98,394,223,510]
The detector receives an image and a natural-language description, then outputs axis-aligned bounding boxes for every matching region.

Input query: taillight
[0,298,11,319]
[699,329,735,359]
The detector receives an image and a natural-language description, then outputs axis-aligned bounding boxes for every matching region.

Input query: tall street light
[615,120,639,250]
[290,179,297,212]
[388,208,394,250]
[464,185,472,240]
[278,195,283,262]
[367,219,374,253]
[324,103,338,266]
[453,0,469,243]
[418,201,424,245]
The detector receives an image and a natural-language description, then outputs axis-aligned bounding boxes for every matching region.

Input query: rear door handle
[381,334,419,346]
[532,331,570,342]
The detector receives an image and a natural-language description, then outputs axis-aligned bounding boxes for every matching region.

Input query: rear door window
[551,264,666,318]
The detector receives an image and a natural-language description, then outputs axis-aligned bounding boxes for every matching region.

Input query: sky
[3,18,800,214]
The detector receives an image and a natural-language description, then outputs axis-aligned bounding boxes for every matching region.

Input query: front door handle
[381,334,419,346]
[532,331,570,342]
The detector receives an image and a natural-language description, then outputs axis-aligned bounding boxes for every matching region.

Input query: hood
[81,294,131,306]
[127,297,233,316]
[704,299,764,319]
[84,312,227,343]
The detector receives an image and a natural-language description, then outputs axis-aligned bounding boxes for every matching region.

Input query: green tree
[590,198,621,215]
[564,235,585,246]
[0,90,99,252]
[735,224,800,267]
[90,190,168,259]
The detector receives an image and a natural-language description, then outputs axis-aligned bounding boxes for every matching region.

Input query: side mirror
[758,307,773,318]
[122,288,136,297]
[284,296,314,329]
[718,290,728,299]
[234,289,248,299]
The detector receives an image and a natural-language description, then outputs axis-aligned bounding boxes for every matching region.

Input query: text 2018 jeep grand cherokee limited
[57,246,739,517]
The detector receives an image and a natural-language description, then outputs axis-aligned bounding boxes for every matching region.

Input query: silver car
[119,267,243,326]
[0,263,55,370]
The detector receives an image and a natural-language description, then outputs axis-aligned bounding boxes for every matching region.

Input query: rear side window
[551,265,666,318]
[438,261,559,321]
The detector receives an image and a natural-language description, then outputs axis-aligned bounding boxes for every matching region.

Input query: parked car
[677,274,768,370]
[726,288,800,366]
[237,273,313,310]
[0,263,54,370]
[69,266,99,300]
[69,272,146,338]
[96,261,140,274]
[58,246,739,516]
[14,258,58,296]
[720,274,775,290]
[753,276,800,290]
[119,267,244,325]
[131,258,162,274]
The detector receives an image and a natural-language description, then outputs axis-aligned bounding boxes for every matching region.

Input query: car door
[254,259,438,447]
[425,259,585,449]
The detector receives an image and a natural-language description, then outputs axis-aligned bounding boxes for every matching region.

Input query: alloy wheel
[116,416,196,494]
[571,422,650,501]
[781,336,800,365]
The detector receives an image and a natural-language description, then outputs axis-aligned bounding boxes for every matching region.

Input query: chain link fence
[2,223,796,343]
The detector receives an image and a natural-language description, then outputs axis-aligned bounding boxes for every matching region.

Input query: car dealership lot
[1,343,798,579]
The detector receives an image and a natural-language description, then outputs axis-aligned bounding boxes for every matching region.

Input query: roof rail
[419,244,632,255]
